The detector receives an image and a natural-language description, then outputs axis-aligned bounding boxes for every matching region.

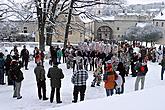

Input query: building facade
[83,13,153,41]
[2,11,165,44]
[153,9,165,44]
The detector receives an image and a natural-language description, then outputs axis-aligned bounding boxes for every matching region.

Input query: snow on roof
[79,14,115,23]
[153,8,165,20]
[79,14,93,23]
[18,33,31,36]
[118,13,140,16]
[136,22,150,28]
[98,16,115,21]
[147,8,160,12]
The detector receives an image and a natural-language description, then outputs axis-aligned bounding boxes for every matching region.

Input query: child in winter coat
[116,62,126,94]
[103,62,116,96]
[91,64,102,87]
[115,71,123,94]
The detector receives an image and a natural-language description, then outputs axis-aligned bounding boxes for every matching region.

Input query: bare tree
[1,0,125,50]
[0,20,19,41]
[125,24,163,46]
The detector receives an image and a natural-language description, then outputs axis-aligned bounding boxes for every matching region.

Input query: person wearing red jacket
[103,61,116,96]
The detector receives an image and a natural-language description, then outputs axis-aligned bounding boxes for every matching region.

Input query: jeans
[0,69,4,84]
[105,89,114,96]
[13,82,22,98]
[135,76,145,91]
[161,67,165,80]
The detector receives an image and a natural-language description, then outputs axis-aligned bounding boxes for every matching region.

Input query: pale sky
[127,0,165,5]
[1,0,165,5]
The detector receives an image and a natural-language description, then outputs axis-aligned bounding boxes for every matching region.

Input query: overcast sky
[127,0,165,5]
[1,0,165,5]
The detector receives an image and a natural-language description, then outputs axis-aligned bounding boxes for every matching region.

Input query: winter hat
[11,60,18,66]
[107,63,112,68]
[106,60,111,64]
[53,62,59,66]
[12,55,17,60]
[37,61,42,66]
[116,71,120,74]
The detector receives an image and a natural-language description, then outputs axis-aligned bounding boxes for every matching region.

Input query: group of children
[91,60,124,96]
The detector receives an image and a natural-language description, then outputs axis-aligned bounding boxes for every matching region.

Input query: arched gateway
[96,26,113,41]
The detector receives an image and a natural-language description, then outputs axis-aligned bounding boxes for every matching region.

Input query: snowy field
[0,59,165,110]
[0,43,165,110]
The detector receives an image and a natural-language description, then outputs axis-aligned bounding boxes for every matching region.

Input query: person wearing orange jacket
[103,61,116,96]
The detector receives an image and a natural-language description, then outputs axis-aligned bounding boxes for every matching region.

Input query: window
[99,33,102,39]
[117,27,119,30]
[135,23,137,26]
[24,30,27,33]
[162,22,164,27]
[118,35,120,37]
[105,34,107,36]
[98,10,100,15]
[156,22,158,26]
[98,28,101,32]
[23,27,27,33]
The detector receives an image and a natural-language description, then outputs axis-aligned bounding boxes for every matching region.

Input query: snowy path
[0,60,165,110]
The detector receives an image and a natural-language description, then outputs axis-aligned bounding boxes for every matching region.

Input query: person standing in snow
[0,52,5,85]
[8,57,24,99]
[71,64,88,103]
[56,46,62,64]
[5,54,13,85]
[34,62,48,100]
[103,62,116,96]
[91,64,102,87]
[134,59,148,91]
[47,62,64,103]
[160,55,165,80]
[116,62,126,94]
[20,45,29,70]
[10,45,19,60]
[115,71,123,94]
[40,50,45,66]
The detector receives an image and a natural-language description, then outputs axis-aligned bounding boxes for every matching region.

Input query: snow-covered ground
[0,45,165,110]
[0,60,165,110]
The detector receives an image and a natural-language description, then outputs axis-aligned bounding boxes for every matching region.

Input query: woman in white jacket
[115,71,123,94]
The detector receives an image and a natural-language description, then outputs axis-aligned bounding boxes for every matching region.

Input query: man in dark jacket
[0,52,5,85]
[161,56,165,80]
[47,62,64,103]
[34,62,48,100]
[20,45,29,70]
[9,60,24,99]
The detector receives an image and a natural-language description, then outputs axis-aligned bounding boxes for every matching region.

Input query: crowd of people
[0,41,165,103]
